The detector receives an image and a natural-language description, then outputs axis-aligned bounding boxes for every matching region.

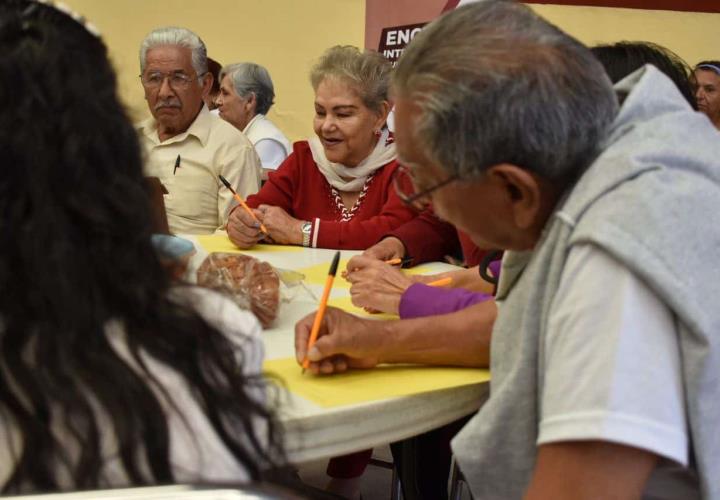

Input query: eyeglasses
[140,71,202,90]
[393,164,459,211]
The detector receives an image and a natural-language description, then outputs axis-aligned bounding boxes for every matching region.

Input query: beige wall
[531,4,719,66]
[65,1,716,141]
[64,0,365,142]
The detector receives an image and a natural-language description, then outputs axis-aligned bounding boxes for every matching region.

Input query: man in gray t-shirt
[295,2,720,499]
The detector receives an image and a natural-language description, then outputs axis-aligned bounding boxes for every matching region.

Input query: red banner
[366,0,720,53]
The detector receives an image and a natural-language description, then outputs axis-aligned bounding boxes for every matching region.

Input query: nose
[320,114,337,133]
[158,76,175,99]
[215,94,223,108]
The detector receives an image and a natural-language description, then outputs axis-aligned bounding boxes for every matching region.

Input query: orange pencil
[427,277,453,287]
[302,251,341,372]
[218,174,268,235]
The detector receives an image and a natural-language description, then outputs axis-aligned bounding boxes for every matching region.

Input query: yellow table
[187,232,490,464]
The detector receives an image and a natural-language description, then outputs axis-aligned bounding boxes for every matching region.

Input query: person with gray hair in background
[294,1,720,498]
[137,27,261,234]
[216,62,292,177]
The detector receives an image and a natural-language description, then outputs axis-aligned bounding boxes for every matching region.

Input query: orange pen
[218,174,268,235]
[302,251,341,373]
[427,277,453,287]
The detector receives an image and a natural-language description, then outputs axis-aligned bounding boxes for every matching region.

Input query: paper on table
[298,260,443,289]
[196,234,303,255]
[264,357,490,408]
[403,263,444,277]
[326,296,397,320]
[296,259,352,288]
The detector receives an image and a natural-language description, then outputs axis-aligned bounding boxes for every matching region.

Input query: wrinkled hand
[227,206,265,249]
[257,205,302,245]
[295,307,386,375]
[362,236,406,262]
[345,255,413,315]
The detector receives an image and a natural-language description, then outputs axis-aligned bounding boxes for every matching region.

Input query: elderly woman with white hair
[216,62,292,175]
[227,45,417,251]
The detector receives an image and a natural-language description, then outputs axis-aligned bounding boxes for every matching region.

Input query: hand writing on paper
[295,307,385,375]
[344,255,413,315]
[227,206,265,248]
[257,205,303,245]
[362,236,406,262]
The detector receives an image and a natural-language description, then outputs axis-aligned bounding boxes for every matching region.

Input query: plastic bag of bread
[196,252,280,328]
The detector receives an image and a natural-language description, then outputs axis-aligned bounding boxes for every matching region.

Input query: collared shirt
[243,114,292,170]
[138,105,261,234]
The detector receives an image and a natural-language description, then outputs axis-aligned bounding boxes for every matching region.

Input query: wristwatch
[301,221,312,247]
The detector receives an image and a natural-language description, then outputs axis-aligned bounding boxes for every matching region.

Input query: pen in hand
[302,251,341,373]
[218,174,269,235]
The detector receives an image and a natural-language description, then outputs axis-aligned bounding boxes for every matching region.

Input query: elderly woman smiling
[227,45,417,250]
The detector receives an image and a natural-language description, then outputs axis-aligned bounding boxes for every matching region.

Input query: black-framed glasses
[393,164,459,211]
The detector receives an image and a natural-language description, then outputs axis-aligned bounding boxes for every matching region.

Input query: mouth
[321,137,343,148]
[155,103,181,112]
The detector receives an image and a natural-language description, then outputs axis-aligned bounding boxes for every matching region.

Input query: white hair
[220,62,276,115]
[139,26,208,76]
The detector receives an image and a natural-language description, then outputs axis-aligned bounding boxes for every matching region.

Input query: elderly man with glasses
[136,27,261,234]
[296,1,720,499]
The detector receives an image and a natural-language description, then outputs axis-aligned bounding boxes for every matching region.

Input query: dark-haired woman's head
[0,0,157,284]
[0,1,279,492]
[591,41,697,108]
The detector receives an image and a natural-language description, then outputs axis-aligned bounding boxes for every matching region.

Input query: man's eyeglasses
[140,71,202,90]
[393,164,459,211]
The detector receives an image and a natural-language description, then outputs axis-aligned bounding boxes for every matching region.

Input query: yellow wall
[530,4,719,67]
[64,0,365,142]
[64,1,717,141]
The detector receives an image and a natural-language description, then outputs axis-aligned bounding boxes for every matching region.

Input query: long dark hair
[0,0,280,492]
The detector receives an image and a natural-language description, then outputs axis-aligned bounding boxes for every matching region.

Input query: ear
[200,72,213,95]
[246,92,258,114]
[372,100,392,132]
[486,164,543,230]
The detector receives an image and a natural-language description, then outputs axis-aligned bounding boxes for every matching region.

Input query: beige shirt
[138,105,261,234]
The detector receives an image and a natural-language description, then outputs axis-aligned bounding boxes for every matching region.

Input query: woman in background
[0,0,279,493]
[227,45,417,250]
[216,62,292,176]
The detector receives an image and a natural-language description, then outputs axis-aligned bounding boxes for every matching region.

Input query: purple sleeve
[488,260,502,281]
[399,282,492,319]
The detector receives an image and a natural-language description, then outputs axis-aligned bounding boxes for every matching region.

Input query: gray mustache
[155,102,181,110]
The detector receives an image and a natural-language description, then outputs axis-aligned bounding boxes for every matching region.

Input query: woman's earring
[373,129,381,137]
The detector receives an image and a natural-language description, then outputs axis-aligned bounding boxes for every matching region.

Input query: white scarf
[308,128,397,192]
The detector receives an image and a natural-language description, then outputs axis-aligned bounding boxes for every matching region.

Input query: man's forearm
[378,300,495,367]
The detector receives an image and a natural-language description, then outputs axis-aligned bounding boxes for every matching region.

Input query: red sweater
[389,207,487,267]
[246,141,417,250]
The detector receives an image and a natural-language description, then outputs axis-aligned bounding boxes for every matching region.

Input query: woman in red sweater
[227,45,417,250]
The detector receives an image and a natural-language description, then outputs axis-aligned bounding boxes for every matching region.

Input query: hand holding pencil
[219,175,268,235]
[302,251,340,373]
[295,303,383,375]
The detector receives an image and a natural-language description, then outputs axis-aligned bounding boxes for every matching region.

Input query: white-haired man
[137,27,260,234]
